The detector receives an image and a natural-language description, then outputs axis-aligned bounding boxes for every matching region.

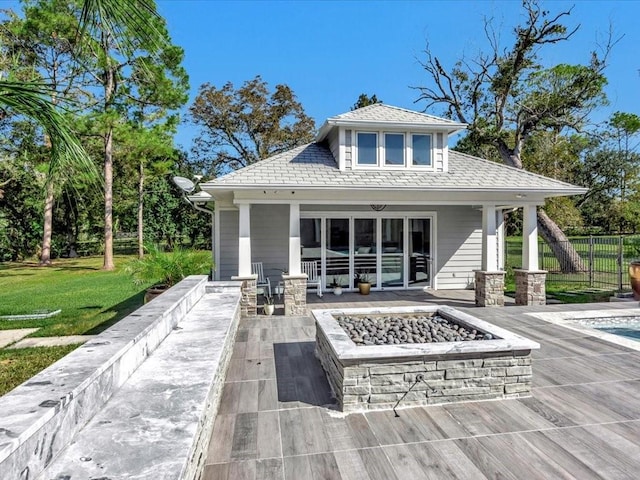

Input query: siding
[436,132,445,172]
[345,129,352,169]
[327,128,340,165]
[250,204,289,281]
[219,210,239,280]
[218,205,290,281]
[436,206,481,289]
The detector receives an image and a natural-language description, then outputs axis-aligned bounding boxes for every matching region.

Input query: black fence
[506,235,640,291]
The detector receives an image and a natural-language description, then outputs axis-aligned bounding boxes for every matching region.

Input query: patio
[203,296,640,479]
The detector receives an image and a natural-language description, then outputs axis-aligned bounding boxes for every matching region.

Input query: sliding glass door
[300,213,433,290]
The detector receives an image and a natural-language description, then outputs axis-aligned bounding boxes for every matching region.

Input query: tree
[414,0,612,272]
[77,0,188,270]
[352,93,381,110]
[190,75,315,175]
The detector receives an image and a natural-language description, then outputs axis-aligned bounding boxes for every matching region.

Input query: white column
[481,204,498,271]
[288,203,301,275]
[214,208,221,280]
[522,204,539,270]
[237,203,252,276]
[496,210,505,270]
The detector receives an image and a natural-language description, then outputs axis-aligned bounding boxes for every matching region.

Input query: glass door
[409,218,432,287]
[326,218,350,288]
[381,218,404,287]
[354,218,377,287]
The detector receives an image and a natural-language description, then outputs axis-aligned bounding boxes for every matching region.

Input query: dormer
[315,104,466,172]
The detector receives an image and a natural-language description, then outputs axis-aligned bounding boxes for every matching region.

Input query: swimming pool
[577,316,640,341]
[526,308,640,352]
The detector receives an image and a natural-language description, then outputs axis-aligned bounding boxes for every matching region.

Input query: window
[357,132,377,165]
[384,133,404,165]
[411,134,432,166]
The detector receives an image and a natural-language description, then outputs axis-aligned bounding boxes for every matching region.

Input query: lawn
[0,255,148,337]
[0,255,148,395]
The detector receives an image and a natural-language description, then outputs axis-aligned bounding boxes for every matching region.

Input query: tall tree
[77,0,188,270]
[414,0,611,272]
[190,75,315,175]
[352,93,381,110]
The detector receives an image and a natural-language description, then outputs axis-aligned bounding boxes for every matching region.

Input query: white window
[356,132,377,165]
[384,133,404,166]
[411,134,432,167]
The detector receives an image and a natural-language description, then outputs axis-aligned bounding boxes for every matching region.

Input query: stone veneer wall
[514,269,547,306]
[283,274,307,316]
[316,332,532,412]
[475,271,505,307]
[231,274,257,316]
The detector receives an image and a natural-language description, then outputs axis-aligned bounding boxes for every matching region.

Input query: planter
[629,261,640,300]
[264,304,275,316]
[333,286,343,296]
[144,284,168,304]
[358,282,371,295]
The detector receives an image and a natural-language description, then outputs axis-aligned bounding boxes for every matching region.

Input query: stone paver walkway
[0,329,39,348]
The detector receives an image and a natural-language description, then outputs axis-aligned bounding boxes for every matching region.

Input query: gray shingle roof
[330,103,463,126]
[202,142,585,194]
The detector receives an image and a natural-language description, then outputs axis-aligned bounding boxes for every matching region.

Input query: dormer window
[411,134,432,167]
[384,133,404,165]
[355,131,434,169]
[356,132,377,165]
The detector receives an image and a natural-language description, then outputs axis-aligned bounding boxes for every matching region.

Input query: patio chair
[302,260,322,297]
[251,262,271,297]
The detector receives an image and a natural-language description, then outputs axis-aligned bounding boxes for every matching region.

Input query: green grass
[0,255,148,337]
[0,255,150,395]
[0,344,80,396]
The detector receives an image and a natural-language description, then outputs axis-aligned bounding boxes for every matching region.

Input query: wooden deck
[203,300,640,480]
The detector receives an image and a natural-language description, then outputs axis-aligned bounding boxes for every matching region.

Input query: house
[196,104,586,315]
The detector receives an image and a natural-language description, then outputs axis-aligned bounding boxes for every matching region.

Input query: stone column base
[474,271,505,307]
[231,274,258,317]
[283,274,308,316]
[514,269,547,306]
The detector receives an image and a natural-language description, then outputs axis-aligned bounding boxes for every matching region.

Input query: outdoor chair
[302,260,322,297]
[251,262,271,296]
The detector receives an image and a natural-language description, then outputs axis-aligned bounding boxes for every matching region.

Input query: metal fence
[506,235,640,291]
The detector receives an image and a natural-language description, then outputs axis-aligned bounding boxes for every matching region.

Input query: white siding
[327,127,340,164]
[344,129,352,169]
[219,210,239,280]
[436,206,481,289]
[436,132,445,172]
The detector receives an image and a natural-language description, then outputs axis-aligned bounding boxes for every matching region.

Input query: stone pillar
[514,269,547,306]
[283,274,307,316]
[474,271,505,307]
[231,274,258,317]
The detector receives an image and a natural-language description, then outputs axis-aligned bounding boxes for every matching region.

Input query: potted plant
[263,294,275,315]
[354,271,372,295]
[628,237,640,300]
[125,244,212,303]
[329,276,343,296]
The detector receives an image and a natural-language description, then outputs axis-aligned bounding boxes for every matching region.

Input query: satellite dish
[172,176,196,193]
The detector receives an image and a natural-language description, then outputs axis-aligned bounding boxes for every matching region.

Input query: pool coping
[525,307,640,352]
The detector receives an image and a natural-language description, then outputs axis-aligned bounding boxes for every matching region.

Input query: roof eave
[315,118,467,141]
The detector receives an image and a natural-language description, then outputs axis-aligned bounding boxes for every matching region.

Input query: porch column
[288,203,302,275]
[515,204,546,306]
[232,202,257,317]
[284,202,307,316]
[496,210,505,271]
[475,204,505,307]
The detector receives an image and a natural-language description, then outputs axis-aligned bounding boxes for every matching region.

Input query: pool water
[577,317,640,341]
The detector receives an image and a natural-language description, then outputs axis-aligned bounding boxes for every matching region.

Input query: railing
[506,235,640,290]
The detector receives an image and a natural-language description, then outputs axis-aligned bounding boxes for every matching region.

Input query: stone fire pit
[313,306,540,412]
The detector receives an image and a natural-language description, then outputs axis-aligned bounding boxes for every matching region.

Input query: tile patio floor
[203,295,640,480]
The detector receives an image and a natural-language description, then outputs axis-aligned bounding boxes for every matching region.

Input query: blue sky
[157,0,640,150]
[156,0,640,151]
